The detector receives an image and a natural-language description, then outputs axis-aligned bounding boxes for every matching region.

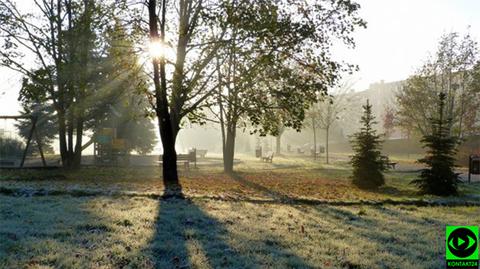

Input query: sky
[335,0,480,90]
[1,0,480,115]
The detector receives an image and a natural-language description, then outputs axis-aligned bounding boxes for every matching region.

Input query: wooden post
[468,155,472,184]
[20,117,37,168]
[325,126,329,164]
[192,148,197,168]
[0,115,46,168]
[34,128,47,167]
[312,117,317,160]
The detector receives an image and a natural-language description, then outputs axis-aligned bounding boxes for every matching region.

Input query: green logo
[446,226,479,268]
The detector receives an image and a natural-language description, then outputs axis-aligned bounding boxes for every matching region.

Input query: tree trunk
[149,0,180,187]
[325,126,329,164]
[67,112,74,164]
[220,124,227,171]
[70,0,93,169]
[72,117,84,168]
[223,125,236,174]
[312,117,317,160]
[276,134,281,156]
[159,117,179,187]
[216,56,227,172]
[57,109,77,168]
[58,110,68,166]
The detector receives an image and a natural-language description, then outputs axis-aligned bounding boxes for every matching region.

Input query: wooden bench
[0,159,19,167]
[387,162,397,169]
[158,151,197,170]
[261,152,274,163]
[178,152,197,169]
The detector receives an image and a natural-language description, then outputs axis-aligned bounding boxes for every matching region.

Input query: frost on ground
[1,194,479,269]
[1,156,479,268]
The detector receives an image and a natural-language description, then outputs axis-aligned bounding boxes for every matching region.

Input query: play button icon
[448,228,478,258]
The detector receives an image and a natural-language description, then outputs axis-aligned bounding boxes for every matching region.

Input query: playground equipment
[468,154,480,183]
[93,127,129,165]
[0,115,47,168]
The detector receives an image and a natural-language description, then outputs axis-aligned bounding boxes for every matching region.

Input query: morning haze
[0,0,479,268]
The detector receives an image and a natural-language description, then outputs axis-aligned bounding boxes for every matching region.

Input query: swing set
[0,115,47,168]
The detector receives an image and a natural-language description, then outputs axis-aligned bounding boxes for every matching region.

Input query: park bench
[387,162,397,169]
[196,149,208,158]
[261,152,274,163]
[0,159,18,167]
[158,149,197,170]
[177,152,197,169]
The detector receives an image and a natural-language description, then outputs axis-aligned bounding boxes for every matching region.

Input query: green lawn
[1,155,479,268]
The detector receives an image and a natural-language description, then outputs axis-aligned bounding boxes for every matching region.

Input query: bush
[0,136,24,158]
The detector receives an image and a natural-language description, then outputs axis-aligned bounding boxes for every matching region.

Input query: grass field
[1,154,480,268]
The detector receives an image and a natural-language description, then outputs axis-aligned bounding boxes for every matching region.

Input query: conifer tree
[87,19,157,155]
[350,100,388,189]
[411,93,460,196]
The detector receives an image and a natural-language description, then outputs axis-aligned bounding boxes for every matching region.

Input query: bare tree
[382,106,395,138]
[307,82,354,163]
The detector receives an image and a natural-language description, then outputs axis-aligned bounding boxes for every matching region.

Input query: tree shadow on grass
[148,197,253,268]
[147,185,314,268]
[270,163,304,170]
[369,185,417,197]
[0,195,139,268]
[307,205,445,268]
[229,172,293,202]
[226,172,445,267]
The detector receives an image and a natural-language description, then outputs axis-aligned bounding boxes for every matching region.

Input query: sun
[148,41,167,59]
